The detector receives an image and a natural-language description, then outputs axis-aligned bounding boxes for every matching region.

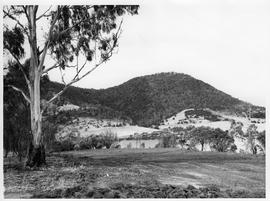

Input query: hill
[46,72,264,127]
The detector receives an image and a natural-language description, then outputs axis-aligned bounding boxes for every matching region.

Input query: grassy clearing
[4,148,265,198]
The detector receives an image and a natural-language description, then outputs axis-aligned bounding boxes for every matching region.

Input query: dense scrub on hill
[50,72,264,127]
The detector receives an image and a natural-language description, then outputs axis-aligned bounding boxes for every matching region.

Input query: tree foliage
[186,126,235,152]
[3,5,139,166]
[3,4,139,111]
[188,126,213,151]
[3,27,25,59]
[257,131,265,149]
[47,6,138,70]
[208,128,235,152]
[4,61,31,158]
[229,120,244,137]
[246,124,259,154]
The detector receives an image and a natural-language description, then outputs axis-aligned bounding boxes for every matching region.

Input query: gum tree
[189,126,212,151]
[3,5,139,167]
[246,124,259,154]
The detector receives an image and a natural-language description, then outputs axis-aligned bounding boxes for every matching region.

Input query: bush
[101,129,118,149]
[53,139,75,152]
[230,144,237,152]
[78,137,93,150]
[257,131,265,149]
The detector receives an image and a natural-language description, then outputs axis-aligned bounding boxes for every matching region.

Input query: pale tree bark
[25,6,61,167]
[25,6,46,167]
[4,5,124,167]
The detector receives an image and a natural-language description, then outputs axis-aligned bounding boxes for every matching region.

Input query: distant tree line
[54,130,118,151]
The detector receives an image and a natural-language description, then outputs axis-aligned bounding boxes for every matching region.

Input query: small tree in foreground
[3,5,139,167]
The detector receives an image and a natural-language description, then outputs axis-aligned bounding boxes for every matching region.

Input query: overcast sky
[4,0,270,106]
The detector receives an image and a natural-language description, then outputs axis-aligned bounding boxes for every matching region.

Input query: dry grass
[4,148,265,198]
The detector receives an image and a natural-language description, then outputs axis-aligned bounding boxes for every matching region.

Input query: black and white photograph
[1,0,269,199]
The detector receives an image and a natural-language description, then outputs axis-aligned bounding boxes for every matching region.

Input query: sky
[3,0,270,106]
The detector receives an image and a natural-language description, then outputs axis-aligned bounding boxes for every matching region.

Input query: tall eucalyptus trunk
[25,6,46,167]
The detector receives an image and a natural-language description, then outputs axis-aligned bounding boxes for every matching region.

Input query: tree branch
[7,85,31,104]
[34,6,39,17]
[22,6,30,23]
[42,61,79,75]
[36,6,52,21]
[42,62,59,74]
[3,9,29,36]
[73,59,87,80]
[38,6,61,73]
[43,79,77,113]
[44,18,124,109]
[45,56,109,107]
[57,16,94,36]
[59,66,66,85]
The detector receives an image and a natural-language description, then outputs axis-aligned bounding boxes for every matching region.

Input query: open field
[160,108,265,132]
[4,148,265,198]
[57,116,159,139]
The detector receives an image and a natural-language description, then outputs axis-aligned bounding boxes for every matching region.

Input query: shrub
[52,131,79,152]
[91,135,104,149]
[257,131,265,149]
[53,139,75,152]
[78,137,93,150]
[230,144,237,152]
[101,129,118,149]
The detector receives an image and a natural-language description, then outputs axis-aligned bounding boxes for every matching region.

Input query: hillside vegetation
[49,72,264,126]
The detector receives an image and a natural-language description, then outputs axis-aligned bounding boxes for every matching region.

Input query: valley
[54,105,265,153]
[3,2,267,199]
[4,72,266,198]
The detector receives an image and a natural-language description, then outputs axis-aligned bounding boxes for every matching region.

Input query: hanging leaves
[3,27,25,59]
[48,5,139,68]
